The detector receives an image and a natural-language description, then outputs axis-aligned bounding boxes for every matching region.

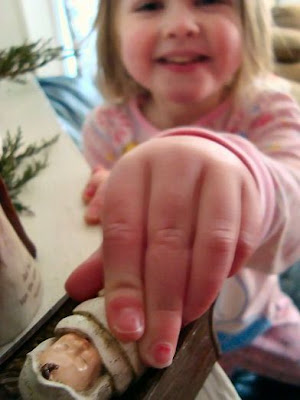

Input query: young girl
[66,0,300,370]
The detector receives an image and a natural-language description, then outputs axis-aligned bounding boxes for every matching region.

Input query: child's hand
[67,135,262,368]
[82,166,110,224]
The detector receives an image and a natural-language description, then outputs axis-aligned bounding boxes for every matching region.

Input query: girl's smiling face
[116,0,242,115]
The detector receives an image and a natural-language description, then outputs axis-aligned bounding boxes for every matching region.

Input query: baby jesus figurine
[19,292,145,399]
[38,333,103,392]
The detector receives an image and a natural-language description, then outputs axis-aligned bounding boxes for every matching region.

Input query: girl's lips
[157,55,210,64]
[156,55,211,73]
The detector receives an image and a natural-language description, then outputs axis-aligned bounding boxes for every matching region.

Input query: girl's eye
[195,0,226,5]
[136,1,163,12]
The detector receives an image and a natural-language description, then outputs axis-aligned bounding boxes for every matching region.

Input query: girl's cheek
[214,20,242,72]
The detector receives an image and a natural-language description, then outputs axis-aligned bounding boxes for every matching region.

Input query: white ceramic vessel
[0,205,42,345]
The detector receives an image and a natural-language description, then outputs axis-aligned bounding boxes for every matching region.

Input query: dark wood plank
[118,307,219,400]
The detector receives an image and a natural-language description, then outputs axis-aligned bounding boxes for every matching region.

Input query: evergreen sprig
[0,128,59,212]
[0,40,69,82]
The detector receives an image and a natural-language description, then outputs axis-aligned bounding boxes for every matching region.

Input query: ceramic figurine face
[39,333,102,391]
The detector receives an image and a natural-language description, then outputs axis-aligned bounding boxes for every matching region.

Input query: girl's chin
[162,91,216,106]
[167,94,204,104]
[157,83,215,103]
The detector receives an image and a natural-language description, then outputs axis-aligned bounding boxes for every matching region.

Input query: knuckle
[149,227,187,250]
[203,227,236,255]
[107,280,142,297]
[235,232,256,261]
[103,222,141,246]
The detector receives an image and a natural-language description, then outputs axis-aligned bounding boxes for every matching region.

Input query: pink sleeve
[82,108,119,170]
[83,105,135,170]
[160,92,300,274]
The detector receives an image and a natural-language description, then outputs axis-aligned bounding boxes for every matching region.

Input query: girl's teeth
[162,56,208,64]
[168,57,195,63]
[170,57,192,63]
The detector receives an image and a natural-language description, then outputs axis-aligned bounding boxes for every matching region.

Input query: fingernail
[151,342,174,367]
[84,184,96,198]
[113,307,144,335]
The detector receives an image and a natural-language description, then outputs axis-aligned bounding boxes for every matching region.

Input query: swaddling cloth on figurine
[19,296,145,399]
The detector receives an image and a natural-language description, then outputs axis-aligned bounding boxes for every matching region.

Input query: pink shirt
[83,87,300,276]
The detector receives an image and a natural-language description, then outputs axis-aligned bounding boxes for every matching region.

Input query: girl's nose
[162,9,201,39]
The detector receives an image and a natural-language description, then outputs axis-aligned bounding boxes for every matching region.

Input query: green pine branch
[0,128,59,213]
[0,39,74,82]
[0,40,64,212]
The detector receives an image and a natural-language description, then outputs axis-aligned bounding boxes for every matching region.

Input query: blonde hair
[236,1,273,99]
[94,0,143,103]
[95,0,274,104]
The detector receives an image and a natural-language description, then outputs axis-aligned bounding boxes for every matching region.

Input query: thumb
[65,246,104,302]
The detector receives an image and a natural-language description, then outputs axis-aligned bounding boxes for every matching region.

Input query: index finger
[102,153,147,342]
